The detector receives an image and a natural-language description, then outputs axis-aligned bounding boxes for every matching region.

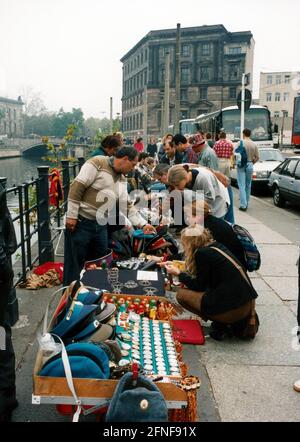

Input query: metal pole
[163,52,171,134]
[143,88,148,151]
[240,73,246,139]
[37,166,54,264]
[174,23,181,134]
[110,97,113,133]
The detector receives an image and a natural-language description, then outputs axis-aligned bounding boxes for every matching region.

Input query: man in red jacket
[134,137,144,153]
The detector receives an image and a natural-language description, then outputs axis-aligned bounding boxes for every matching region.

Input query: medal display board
[81,269,166,296]
[117,317,181,377]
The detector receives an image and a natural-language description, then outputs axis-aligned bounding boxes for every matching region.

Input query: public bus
[292,96,300,152]
[168,119,199,136]
[195,105,274,148]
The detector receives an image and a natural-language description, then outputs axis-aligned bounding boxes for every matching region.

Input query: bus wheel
[273,186,285,208]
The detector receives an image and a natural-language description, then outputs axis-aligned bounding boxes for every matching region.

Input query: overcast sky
[1,0,299,119]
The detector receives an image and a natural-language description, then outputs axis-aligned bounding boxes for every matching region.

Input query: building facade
[0,96,24,137]
[121,25,255,140]
[259,72,300,144]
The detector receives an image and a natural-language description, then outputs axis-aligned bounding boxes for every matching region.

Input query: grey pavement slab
[205,364,300,422]
[251,278,273,292]
[241,223,293,245]
[284,301,298,318]
[256,290,283,306]
[13,286,62,367]
[182,346,220,423]
[258,244,299,276]
[235,211,261,225]
[198,305,299,366]
[263,277,299,301]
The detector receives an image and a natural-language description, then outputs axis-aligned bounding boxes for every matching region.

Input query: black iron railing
[0,157,86,287]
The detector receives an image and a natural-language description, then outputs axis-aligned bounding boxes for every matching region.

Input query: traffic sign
[237,89,252,112]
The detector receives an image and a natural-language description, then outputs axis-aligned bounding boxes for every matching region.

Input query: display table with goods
[32,274,201,422]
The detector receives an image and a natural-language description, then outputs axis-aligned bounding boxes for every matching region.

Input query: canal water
[0,155,52,207]
[0,155,53,265]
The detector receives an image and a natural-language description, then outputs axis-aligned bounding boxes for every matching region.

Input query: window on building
[275,93,281,102]
[140,113,143,128]
[229,87,237,99]
[144,70,148,85]
[276,75,281,85]
[200,87,208,100]
[274,111,280,118]
[181,67,190,84]
[229,64,239,80]
[145,49,148,61]
[266,93,272,102]
[285,75,291,84]
[283,111,289,118]
[202,43,211,56]
[180,110,189,120]
[267,75,273,85]
[182,44,190,57]
[284,92,289,102]
[137,55,140,67]
[229,47,242,55]
[181,89,188,101]
[200,66,209,81]
[141,52,144,65]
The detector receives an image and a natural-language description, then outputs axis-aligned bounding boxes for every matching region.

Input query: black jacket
[0,184,17,265]
[204,215,247,269]
[160,151,183,165]
[179,242,257,317]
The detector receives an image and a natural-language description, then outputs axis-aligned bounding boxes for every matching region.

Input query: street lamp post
[281,110,286,150]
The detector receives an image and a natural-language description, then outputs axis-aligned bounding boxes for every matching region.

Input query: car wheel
[273,186,285,208]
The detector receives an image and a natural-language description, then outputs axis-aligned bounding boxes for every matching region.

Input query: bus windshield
[180,121,198,136]
[222,108,271,142]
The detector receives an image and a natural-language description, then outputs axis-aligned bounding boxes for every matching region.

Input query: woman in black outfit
[161,226,258,340]
[184,200,247,269]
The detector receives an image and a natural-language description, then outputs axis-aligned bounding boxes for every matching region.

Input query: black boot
[209,322,232,341]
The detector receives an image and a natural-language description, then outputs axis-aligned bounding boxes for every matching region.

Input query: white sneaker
[293,380,300,393]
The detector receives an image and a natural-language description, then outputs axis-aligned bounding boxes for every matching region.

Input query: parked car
[268,156,300,207]
[231,148,284,188]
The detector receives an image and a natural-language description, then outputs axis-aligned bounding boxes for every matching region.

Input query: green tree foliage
[52,108,84,138]
[24,113,56,136]
[84,117,102,138]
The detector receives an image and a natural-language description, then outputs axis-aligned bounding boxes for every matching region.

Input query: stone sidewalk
[194,210,300,422]
[11,210,300,422]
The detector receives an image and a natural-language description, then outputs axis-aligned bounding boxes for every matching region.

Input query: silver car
[231,148,284,188]
[268,156,300,207]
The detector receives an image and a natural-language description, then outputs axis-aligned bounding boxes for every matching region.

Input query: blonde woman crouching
[161,226,259,341]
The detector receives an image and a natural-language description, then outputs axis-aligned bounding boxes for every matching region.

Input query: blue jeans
[224,185,235,224]
[63,217,108,287]
[237,162,254,209]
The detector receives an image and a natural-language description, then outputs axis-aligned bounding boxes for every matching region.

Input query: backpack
[235,140,248,168]
[106,372,168,422]
[232,224,261,272]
